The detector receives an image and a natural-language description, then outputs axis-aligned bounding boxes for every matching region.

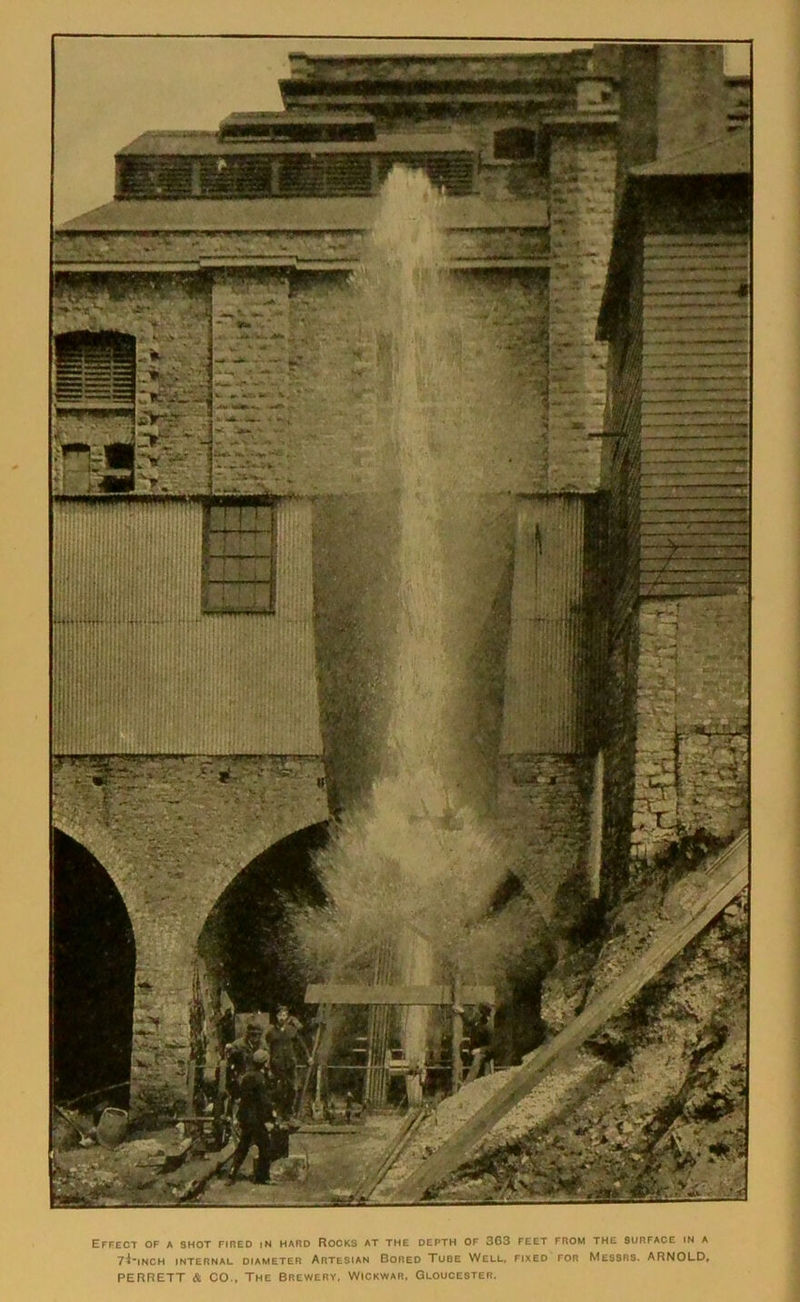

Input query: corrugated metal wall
[52,498,322,755]
[501,496,600,754]
[641,229,750,595]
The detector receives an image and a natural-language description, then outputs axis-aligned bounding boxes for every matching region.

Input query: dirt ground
[52,836,748,1209]
[51,1113,405,1208]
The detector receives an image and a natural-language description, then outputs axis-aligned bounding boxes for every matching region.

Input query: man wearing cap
[265,1005,309,1119]
[226,1018,265,1080]
[226,1049,276,1186]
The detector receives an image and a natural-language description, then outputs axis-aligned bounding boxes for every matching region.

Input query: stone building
[597,45,750,885]
[51,44,749,1115]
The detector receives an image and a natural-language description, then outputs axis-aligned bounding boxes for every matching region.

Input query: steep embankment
[378,836,749,1203]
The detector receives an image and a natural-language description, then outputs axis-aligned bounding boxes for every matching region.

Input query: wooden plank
[639,438,748,451]
[644,295,747,309]
[644,364,748,376]
[644,583,747,597]
[640,476,748,490]
[642,398,748,411]
[391,834,749,1204]
[351,1108,426,1204]
[645,265,748,278]
[638,497,750,507]
[641,528,749,543]
[643,414,749,427]
[642,374,748,388]
[305,983,494,1007]
[640,442,749,454]
[645,232,748,244]
[638,494,750,510]
[645,322,748,335]
[643,481,750,494]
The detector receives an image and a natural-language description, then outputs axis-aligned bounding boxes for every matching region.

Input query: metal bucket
[96,1107,128,1148]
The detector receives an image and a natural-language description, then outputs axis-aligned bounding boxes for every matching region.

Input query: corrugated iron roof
[597,126,750,338]
[631,125,750,177]
[57,195,548,234]
[117,129,475,156]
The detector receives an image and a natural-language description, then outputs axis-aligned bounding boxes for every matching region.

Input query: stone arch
[190,814,331,941]
[51,827,137,1108]
[191,821,330,1078]
[52,799,139,920]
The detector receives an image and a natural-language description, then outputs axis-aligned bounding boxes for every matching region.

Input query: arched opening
[195,823,329,1073]
[51,830,136,1109]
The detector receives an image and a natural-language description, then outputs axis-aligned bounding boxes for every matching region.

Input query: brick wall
[547,127,616,492]
[52,755,327,1111]
[52,273,211,496]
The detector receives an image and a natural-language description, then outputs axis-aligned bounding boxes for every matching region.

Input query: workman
[464,1004,495,1082]
[226,1049,276,1186]
[265,1005,309,1118]
[225,1018,265,1088]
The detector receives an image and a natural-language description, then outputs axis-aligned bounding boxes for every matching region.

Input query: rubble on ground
[51,1125,196,1206]
[380,834,748,1203]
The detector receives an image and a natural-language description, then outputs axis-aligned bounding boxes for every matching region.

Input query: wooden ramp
[388,831,749,1204]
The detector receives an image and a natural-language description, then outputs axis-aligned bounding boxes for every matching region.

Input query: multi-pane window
[204,501,274,612]
[56,332,136,406]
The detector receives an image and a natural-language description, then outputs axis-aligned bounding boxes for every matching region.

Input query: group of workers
[222,1005,309,1186]
[219,1001,494,1186]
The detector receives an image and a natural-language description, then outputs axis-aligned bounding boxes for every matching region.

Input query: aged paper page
[1,1,798,1299]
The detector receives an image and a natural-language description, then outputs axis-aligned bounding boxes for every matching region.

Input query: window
[493,127,538,161]
[56,332,135,407]
[61,444,90,494]
[204,501,274,612]
[102,443,135,493]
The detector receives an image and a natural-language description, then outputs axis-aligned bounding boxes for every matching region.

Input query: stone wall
[547,126,616,492]
[54,224,549,267]
[54,261,550,501]
[52,273,211,496]
[623,593,749,866]
[498,755,594,916]
[52,755,327,1112]
[675,593,749,837]
[601,611,639,894]
[211,269,290,494]
[630,601,679,857]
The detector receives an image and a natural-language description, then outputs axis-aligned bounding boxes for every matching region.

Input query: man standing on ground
[226,1049,276,1185]
[265,1005,309,1119]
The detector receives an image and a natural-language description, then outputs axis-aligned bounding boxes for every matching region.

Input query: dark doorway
[51,830,136,1108]
[198,822,329,1022]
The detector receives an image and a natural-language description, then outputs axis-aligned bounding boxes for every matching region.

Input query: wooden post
[451,976,463,1094]
[186,1061,196,1116]
[305,981,494,1104]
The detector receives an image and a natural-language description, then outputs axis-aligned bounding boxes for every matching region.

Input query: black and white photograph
[47,35,754,1215]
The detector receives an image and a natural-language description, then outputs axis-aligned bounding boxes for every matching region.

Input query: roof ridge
[637,123,749,170]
